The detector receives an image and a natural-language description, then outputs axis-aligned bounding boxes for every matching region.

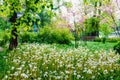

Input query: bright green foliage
[0,0,55,49]
[0,17,10,30]
[0,0,54,30]
[19,32,37,43]
[99,12,114,37]
[84,17,100,35]
[114,41,120,54]
[100,23,113,37]
[37,26,74,44]
[39,9,53,27]
[19,26,74,44]
[0,30,10,46]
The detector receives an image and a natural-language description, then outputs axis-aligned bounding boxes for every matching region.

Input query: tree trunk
[9,12,18,50]
[75,30,79,48]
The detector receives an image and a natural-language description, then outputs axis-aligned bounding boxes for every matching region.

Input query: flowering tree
[99,0,120,38]
[60,1,89,48]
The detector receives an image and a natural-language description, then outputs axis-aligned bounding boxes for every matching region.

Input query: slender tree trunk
[74,15,79,48]
[75,30,78,48]
[9,12,18,50]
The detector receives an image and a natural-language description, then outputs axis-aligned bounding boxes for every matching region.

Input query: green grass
[49,41,116,51]
[80,41,116,51]
[0,45,10,79]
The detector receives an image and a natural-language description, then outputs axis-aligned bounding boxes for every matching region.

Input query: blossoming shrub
[2,43,120,80]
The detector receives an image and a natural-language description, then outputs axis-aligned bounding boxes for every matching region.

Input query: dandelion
[65,71,70,74]
[14,72,19,76]
[21,64,25,67]
[60,71,65,76]
[21,73,28,78]
[56,76,61,79]
[11,66,15,70]
[81,76,84,79]
[77,75,81,79]
[37,77,41,80]
[29,64,32,68]
[67,64,71,68]
[110,70,114,72]
[92,76,95,79]
[5,75,8,79]
[17,67,22,71]
[98,68,101,70]
[87,69,92,74]
[65,75,68,79]
[103,70,108,74]
[74,70,77,75]
[44,72,48,77]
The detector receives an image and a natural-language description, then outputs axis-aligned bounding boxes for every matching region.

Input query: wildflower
[29,64,32,68]
[56,76,61,79]
[74,70,77,75]
[21,73,28,78]
[67,64,71,68]
[110,70,114,72]
[87,69,92,74]
[92,76,95,79]
[65,71,70,74]
[11,66,15,70]
[65,75,68,79]
[77,75,81,79]
[14,72,19,76]
[103,70,108,74]
[5,75,8,79]
[38,77,41,80]
[98,68,100,70]
[44,72,48,77]
[17,67,22,71]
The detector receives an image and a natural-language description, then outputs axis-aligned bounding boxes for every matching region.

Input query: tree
[0,0,53,50]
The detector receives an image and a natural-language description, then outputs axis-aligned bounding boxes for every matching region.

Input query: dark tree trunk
[9,12,18,50]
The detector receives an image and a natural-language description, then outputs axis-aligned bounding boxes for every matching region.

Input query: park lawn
[50,41,116,51]
[81,41,116,51]
[0,42,120,80]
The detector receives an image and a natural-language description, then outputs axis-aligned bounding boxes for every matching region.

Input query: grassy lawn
[0,42,120,80]
[80,41,116,51]
[50,41,116,51]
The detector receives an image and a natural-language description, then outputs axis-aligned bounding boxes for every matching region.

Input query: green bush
[37,26,74,44]
[95,37,120,43]
[113,41,120,54]
[19,32,37,43]
[0,30,10,46]
[19,26,74,44]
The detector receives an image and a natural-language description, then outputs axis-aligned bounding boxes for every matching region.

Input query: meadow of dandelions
[2,43,120,80]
